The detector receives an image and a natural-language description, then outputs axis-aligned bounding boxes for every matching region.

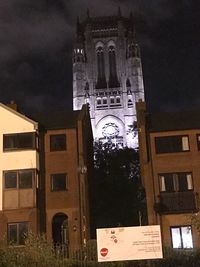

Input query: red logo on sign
[100,248,108,257]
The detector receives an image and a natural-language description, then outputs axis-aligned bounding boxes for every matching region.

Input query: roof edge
[0,103,38,130]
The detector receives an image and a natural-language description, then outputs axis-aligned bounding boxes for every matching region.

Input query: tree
[90,142,146,237]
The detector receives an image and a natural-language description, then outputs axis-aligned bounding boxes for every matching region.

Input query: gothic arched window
[108,45,120,88]
[96,46,106,89]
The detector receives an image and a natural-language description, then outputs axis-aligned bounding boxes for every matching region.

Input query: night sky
[0,0,199,114]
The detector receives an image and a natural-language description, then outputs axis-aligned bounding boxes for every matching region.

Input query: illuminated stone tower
[73,9,144,148]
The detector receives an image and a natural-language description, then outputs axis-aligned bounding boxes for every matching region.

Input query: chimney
[7,100,18,111]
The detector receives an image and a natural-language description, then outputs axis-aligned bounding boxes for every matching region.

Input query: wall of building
[0,104,92,250]
[45,128,81,247]
[0,104,39,237]
[137,102,200,248]
[44,107,92,250]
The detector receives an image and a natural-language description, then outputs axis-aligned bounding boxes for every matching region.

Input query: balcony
[155,192,199,214]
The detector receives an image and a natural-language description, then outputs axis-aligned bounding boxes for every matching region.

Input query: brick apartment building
[137,102,200,249]
[0,102,93,252]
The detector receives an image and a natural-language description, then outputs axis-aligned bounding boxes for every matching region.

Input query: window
[97,98,101,105]
[108,45,120,88]
[102,98,107,105]
[116,97,121,104]
[96,46,107,89]
[50,134,66,151]
[3,132,36,151]
[159,172,193,192]
[126,78,131,88]
[19,171,33,189]
[110,97,114,104]
[4,172,17,189]
[4,170,34,189]
[8,222,28,245]
[171,226,193,249]
[51,173,67,191]
[155,135,189,153]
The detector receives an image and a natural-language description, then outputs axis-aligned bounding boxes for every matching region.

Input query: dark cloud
[0,0,199,113]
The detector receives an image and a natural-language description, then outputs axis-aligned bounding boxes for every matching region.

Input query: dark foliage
[90,142,146,237]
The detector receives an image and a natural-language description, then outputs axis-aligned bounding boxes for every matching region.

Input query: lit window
[3,132,36,151]
[51,173,67,191]
[159,173,193,192]
[50,134,66,151]
[171,226,193,249]
[8,222,28,245]
[155,135,189,153]
[4,170,34,189]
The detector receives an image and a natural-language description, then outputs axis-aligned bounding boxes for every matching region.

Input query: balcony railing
[155,191,199,214]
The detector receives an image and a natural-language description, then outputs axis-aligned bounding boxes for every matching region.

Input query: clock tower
[73,9,144,148]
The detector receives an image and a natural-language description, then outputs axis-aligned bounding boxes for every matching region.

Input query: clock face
[102,123,119,138]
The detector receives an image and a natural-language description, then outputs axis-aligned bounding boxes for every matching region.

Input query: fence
[1,239,200,267]
[47,242,200,267]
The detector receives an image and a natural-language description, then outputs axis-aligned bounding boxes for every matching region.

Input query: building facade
[137,102,200,249]
[0,103,93,253]
[0,103,39,244]
[73,10,144,148]
[39,105,93,253]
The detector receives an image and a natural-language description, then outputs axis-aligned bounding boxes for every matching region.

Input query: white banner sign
[97,225,163,262]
